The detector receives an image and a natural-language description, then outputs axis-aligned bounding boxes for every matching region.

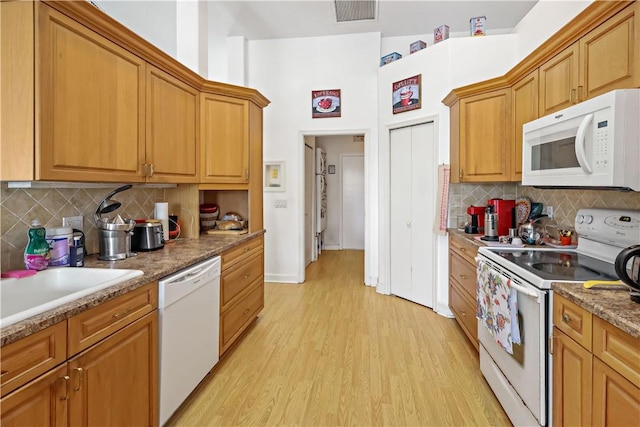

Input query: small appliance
[481,205,499,241]
[487,198,516,237]
[522,89,640,190]
[132,221,164,251]
[465,205,485,234]
[615,245,640,303]
[94,185,136,261]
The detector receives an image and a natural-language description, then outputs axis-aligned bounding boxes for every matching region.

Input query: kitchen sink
[1,268,144,328]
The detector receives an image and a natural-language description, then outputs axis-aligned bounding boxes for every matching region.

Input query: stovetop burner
[494,250,618,282]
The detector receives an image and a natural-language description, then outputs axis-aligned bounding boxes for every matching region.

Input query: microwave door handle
[575,113,593,173]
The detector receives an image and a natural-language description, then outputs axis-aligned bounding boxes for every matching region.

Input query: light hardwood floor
[168,250,511,426]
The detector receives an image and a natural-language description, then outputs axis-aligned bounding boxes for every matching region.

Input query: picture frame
[312,89,341,118]
[328,165,336,174]
[264,161,285,192]
[392,74,421,114]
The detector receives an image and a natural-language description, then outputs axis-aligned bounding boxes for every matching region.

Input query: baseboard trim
[265,274,301,284]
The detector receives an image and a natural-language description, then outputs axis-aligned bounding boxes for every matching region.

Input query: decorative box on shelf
[410,40,427,54]
[434,25,449,43]
[380,52,402,66]
[470,16,486,36]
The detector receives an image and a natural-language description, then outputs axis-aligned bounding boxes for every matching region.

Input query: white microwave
[522,89,639,191]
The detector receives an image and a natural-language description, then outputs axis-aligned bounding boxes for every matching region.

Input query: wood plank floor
[167,250,510,426]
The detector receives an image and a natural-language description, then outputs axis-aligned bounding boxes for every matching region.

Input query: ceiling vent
[334,0,376,23]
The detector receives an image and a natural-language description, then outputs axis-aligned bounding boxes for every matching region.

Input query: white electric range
[475,208,640,427]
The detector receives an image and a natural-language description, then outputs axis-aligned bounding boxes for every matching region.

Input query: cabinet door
[552,328,592,427]
[68,313,158,427]
[580,2,639,100]
[539,43,580,116]
[0,365,68,427]
[458,89,512,182]
[146,65,199,183]
[200,94,250,184]
[38,4,146,182]
[592,358,640,426]
[511,70,538,181]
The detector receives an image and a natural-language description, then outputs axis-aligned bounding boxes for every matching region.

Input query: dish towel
[476,260,522,354]
[434,164,450,235]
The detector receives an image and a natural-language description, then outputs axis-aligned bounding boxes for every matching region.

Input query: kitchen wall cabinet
[146,65,199,183]
[539,1,639,116]
[200,94,250,184]
[449,89,512,183]
[38,4,146,183]
[0,282,158,427]
[511,70,539,181]
[448,233,479,350]
[552,293,640,427]
[219,235,264,355]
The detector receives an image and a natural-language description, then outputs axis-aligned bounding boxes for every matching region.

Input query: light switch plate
[274,200,287,208]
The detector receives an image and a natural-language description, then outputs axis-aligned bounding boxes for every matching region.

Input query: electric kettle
[614,245,640,303]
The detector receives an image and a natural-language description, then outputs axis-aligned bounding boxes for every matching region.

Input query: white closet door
[390,126,413,300]
[410,123,435,307]
[389,122,436,307]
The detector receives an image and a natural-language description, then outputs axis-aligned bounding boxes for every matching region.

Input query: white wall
[247,32,380,284]
[315,136,365,249]
[96,0,177,58]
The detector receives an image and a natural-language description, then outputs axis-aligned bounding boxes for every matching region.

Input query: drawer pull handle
[60,375,70,401]
[459,247,466,252]
[562,313,571,323]
[113,308,132,319]
[243,309,250,315]
[459,274,467,280]
[243,247,250,253]
[73,368,84,391]
[460,311,466,317]
[243,273,251,279]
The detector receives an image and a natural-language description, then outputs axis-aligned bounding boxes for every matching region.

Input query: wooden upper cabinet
[456,89,512,182]
[200,94,250,184]
[38,3,146,182]
[511,70,539,181]
[580,2,639,100]
[146,65,199,183]
[538,43,580,116]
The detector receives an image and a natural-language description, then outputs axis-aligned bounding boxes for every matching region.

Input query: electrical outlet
[63,215,84,231]
[546,206,554,219]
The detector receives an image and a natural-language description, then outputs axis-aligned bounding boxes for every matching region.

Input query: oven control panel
[575,208,640,246]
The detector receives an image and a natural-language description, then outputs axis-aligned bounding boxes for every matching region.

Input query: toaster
[132,222,164,251]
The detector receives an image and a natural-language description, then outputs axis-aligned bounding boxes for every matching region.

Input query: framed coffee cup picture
[312,89,341,118]
[392,75,421,114]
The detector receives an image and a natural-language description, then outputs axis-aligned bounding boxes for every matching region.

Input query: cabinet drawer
[449,233,479,265]
[221,251,264,308]
[450,282,478,350]
[1,321,66,397]
[220,282,264,354]
[68,282,158,355]
[593,316,640,388]
[553,294,592,350]
[221,236,263,271]
[449,251,477,300]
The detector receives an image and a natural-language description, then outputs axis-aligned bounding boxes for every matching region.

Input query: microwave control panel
[594,119,611,171]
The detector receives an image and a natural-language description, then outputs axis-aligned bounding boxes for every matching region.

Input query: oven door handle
[509,281,543,303]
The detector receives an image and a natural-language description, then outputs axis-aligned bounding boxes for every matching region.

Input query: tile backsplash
[449,183,640,229]
[1,183,165,271]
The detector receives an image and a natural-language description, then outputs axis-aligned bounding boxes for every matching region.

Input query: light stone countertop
[0,231,265,347]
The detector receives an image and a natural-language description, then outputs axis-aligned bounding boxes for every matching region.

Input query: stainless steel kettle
[614,245,640,303]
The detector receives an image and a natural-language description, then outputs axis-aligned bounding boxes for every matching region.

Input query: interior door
[390,122,436,307]
[341,155,364,250]
[305,144,314,265]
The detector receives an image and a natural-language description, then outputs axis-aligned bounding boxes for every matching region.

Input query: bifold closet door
[389,122,435,307]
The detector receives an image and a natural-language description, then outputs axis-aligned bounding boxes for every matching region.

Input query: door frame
[298,130,371,284]
[379,116,439,301]
[339,153,365,250]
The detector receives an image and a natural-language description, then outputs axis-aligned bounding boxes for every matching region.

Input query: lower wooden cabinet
[220,235,264,355]
[552,293,640,426]
[1,282,158,427]
[448,233,480,350]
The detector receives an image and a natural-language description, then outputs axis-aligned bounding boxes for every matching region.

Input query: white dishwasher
[158,256,221,426]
